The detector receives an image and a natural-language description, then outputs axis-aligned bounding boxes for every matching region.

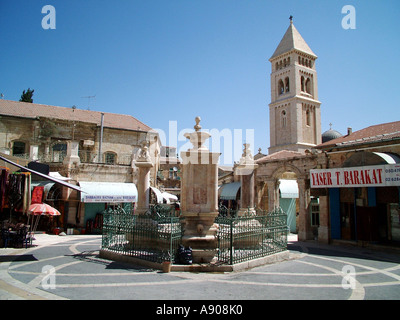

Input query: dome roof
[322,129,343,143]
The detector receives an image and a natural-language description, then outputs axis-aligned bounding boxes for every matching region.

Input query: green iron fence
[215,207,288,265]
[101,206,183,263]
[101,206,288,266]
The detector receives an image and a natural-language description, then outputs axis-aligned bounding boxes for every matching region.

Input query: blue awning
[219,182,241,200]
[279,179,299,199]
[79,181,137,203]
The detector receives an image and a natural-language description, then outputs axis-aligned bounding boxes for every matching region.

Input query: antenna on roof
[81,95,96,110]
[0,93,4,99]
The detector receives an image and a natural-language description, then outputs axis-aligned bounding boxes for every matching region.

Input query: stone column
[29,145,39,161]
[63,140,80,166]
[135,141,153,215]
[318,195,330,243]
[266,179,278,211]
[236,143,258,216]
[297,178,312,241]
[180,117,221,264]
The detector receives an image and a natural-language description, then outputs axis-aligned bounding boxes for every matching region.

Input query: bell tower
[268,18,321,154]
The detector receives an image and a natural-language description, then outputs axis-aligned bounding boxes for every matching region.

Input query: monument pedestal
[134,141,153,215]
[180,117,221,264]
[181,212,219,263]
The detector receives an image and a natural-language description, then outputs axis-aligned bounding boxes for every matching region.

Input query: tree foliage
[20,88,34,103]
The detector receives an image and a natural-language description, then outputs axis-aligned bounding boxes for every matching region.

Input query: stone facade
[0,99,160,229]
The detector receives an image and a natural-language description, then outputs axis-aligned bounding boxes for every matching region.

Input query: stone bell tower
[268,17,322,154]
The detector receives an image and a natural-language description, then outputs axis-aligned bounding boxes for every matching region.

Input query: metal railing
[101,206,288,266]
[101,206,183,263]
[215,207,288,265]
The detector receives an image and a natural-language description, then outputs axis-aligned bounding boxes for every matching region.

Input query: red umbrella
[28,203,61,216]
[27,203,61,235]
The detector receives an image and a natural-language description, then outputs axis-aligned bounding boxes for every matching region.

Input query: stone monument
[180,117,221,263]
[135,140,153,215]
[235,143,258,216]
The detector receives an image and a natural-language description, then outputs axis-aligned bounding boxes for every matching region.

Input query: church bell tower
[268,18,322,154]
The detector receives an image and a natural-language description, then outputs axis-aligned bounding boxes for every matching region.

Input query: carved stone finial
[137,140,151,162]
[194,116,201,132]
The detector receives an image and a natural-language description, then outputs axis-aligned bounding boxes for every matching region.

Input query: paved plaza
[1,234,400,301]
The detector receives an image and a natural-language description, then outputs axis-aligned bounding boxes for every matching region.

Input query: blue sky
[1,0,399,165]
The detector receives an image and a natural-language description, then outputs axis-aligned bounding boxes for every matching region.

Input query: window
[301,76,305,92]
[105,152,116,165]
[278,80,285,95]
[284,77,290,93]
[12,141,26,156]
[52,143,67,162]
[311,199,320,226]
[281,110,287,128]
[306,109,311,126]
[305,78,311,94]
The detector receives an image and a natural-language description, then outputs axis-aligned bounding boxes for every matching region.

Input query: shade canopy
[79,181,137,203]
[28,203,61,216]
[219,182,241,201]
[279,179,299,199]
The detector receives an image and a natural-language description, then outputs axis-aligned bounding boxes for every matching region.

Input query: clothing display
[0,168,32,214]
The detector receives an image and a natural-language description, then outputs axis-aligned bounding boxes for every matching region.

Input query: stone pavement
[1,233,400,300]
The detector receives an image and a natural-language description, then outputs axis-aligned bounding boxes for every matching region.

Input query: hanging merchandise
[7,173,31,215]
[0,168,9,212]
[31,186,44,204]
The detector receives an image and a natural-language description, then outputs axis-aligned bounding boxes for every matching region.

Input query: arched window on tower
[281,110,287,128]
[306,109,311,126]
[278,79,284,95]
[301,76,305,92]
[305,78,312,94]
[284,77,290,93]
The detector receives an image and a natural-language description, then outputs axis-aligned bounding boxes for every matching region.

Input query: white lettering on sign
[310,164,400,188]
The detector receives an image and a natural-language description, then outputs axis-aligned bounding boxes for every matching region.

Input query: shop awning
[220,182,241,200]
[0,155,82,192]
[162,192,178,204]
[279,179,299,199]
[150,187,164,203]
[79,181,137,203]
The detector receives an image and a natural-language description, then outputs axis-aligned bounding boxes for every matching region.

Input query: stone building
[256,19,400,246]
[256,20,322,241]
[0,99,160,231]
[312,122,400,244]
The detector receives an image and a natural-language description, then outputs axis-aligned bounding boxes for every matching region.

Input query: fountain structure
[180,117,221,263]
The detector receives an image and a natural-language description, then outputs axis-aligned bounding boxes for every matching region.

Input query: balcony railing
[13,151,133,166]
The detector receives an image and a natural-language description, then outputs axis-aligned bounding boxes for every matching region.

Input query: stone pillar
[236,143,258,216]
[297,178,312,241]
[180,117,221,264]
[266,179,278,211]
[29,145,39,161]
[135,141,153,215]
[318,195,330,243]
[63,140,80,166]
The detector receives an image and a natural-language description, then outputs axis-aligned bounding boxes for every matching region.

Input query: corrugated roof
[316,121,400,149]
[0,99,152,132]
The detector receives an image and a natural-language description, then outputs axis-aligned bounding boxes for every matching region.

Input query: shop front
[78,181,138,234]
[311,163,400,244]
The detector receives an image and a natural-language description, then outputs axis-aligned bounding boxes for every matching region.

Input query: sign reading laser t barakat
[310,164,400,188]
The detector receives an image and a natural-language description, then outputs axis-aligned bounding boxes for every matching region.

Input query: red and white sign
[310,164,400,188]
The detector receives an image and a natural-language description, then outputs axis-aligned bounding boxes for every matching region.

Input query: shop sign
[310,164,400,188]
[83,195,137,203]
